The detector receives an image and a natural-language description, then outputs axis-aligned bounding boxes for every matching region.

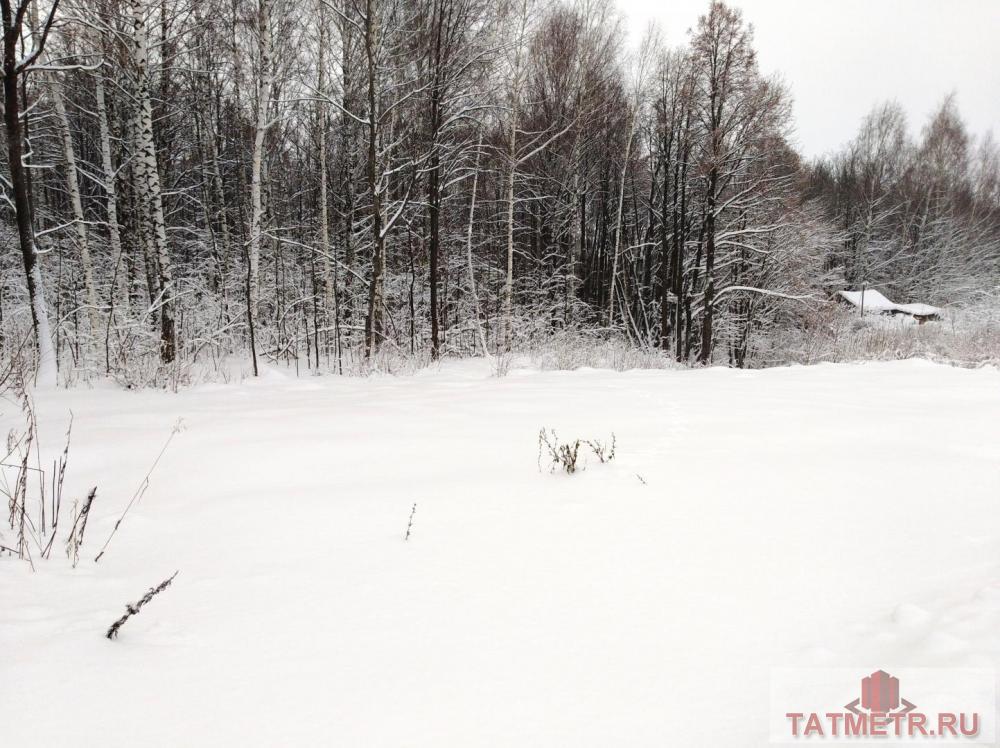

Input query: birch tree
[51,75,99,336]
[130,0,176,362]
[247,0,276,373]
[94,50,125,313]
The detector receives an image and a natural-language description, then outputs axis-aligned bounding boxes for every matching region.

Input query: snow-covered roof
[892,302,941,317]
[836,289,941,317]
[837,289,896,312]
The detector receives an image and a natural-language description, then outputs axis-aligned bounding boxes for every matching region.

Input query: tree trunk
[2,42,57,385]
[426,0,445,359]
[362,0,384,357]
[609,110,637,328]
[699,188,716,365]
[501,0,528,351]
[465,133,488,356]
[247,0,274,371]
[427,116,441,359]
[95,67,126,313]
[502,134,517,350]
[131,0,176,363]
[316,0,335,358]
[52,76,99,336]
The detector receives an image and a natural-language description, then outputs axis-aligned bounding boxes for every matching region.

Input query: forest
[1,0,998,386]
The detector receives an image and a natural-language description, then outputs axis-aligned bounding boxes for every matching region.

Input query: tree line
[1,0,997,383]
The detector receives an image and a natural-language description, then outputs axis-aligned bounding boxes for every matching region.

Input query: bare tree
[1,0,60,384]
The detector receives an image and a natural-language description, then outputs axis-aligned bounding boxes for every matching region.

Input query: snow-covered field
[2,359,1000,746]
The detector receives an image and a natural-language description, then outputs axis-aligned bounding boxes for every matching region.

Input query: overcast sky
[617,0,1000,160]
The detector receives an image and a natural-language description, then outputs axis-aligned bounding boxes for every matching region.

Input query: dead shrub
[538,428,616,474]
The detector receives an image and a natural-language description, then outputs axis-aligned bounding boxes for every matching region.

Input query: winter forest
[1,0,998,387]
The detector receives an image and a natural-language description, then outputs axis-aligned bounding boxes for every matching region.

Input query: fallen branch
[105,571,179,640]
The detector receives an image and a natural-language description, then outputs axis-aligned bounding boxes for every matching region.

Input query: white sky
[617,0,1000,159]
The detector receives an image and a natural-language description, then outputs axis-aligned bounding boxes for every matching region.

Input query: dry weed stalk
[94,419,184,563]
[405,503,417,540]
[65,487,97,567]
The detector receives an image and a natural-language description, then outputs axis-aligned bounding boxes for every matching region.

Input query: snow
[2,359,1000,745]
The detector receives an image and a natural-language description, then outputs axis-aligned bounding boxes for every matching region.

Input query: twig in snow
[404,503,417,541]
[635,473,647,485]
[64,486,97,567]
[582,433,616,463]
[41,412,72,555]
[105,571,179,640]
[94,419,184,563]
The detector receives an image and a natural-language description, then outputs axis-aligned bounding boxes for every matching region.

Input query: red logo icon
[845,670,916,717]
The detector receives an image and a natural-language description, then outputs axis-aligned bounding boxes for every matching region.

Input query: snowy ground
[2,359,1000,746]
